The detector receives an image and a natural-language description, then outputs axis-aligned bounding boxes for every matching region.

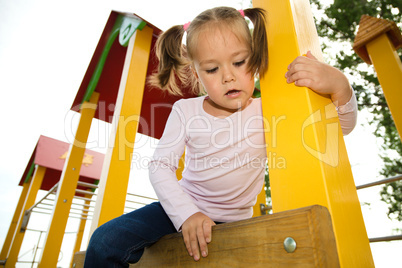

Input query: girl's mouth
[225,89,241,96]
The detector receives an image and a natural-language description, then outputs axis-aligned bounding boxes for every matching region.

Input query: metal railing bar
[35,202,53,207]
[356,174,402,190]
[31,210,52,216]
[69,207,93,213]
[126,193,158,201]
[33,206,53,212]
[77,181,99,189]
[41,199,55,203]
[32,204,93,214]
[69,211,93,217]
[73,196,95,202]
[26,183,59,212]
[71,201,95,208]
[65,231,79,234]
[75,189,96,196]
[369,234,402,243]
[69,215,92,220]
[125,200,149,206]
[25,228,46,233]
[124,206,139,211]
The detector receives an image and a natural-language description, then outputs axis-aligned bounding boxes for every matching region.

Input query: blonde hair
[149,7,268,96]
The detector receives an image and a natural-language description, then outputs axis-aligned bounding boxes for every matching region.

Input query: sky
[0,0,401,267]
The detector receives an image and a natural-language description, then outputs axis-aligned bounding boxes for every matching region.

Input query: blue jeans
[84,202,177,268]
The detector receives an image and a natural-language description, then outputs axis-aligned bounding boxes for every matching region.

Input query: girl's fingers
[305,50,318,60]
[286,70,313,84]
[196,224,208,258]
[203,220,214,244]
[190,231,201,261]
[183,230,193,257]
[181,213,216,261]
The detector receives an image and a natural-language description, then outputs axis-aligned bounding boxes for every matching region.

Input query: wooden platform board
[72,251,86,268]
[132,205,339,267]
[72,205,339,267]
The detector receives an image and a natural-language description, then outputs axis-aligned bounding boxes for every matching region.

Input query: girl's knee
[88,221,117,250]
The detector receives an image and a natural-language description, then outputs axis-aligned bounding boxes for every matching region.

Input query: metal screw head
[63,199,67,203]
[283,237,297,253]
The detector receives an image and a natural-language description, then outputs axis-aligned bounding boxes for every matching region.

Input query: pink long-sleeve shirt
[149,93,357,231]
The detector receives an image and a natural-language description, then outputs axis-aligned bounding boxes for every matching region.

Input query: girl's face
[192,28,255,117]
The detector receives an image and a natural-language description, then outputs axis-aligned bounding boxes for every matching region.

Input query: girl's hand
[181,212,216,261]
[285,51,352,106]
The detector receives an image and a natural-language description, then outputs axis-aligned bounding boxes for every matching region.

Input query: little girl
[85,6,357,267]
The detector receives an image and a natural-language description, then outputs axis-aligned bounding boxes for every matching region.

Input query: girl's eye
[206,67,218,74]
[234,60,246,67]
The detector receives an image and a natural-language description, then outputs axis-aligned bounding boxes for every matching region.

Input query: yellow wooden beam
[69,195,91,268]
[5,166,46,268]
[253,0,374,266]
[38,92,99,268]
[353,15,402,139]
[0,181,30,261]
[366,34,402,139]
[252,186,266,217]
[90,26,153,232]
[176,152,185,180]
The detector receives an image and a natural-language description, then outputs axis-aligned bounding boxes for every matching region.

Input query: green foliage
[310,0,402,221]
[265,165,271,205]
[380,180,402,221]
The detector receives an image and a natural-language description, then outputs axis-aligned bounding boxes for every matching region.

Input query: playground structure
[0,136,105,267]
[1,0,401,267]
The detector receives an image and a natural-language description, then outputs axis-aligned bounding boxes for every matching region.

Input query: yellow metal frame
[253,0,373,266]
[5,165,46,268]
[90,25,153,232]
[0,181,30,260]
[38,92,99,267]
[69,195,91,268]
[366,33,402,138]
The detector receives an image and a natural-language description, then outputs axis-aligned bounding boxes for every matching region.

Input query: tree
[309,0,402,221]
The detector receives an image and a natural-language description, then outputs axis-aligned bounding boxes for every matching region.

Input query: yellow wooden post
[90,26,153,232]
[353,15,402,139]
[252,188,266,217]
[0,181,30,261]
[367,34,402,137]
[5,166,46,268]
[38,92,99,268]
[69,195,91,268]
[176,153,186,180]
[252,0,374,266]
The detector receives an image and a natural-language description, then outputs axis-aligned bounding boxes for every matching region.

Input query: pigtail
[244,8,268,78]
[149,25,193,96]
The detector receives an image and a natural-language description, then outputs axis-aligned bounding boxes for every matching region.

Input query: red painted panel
[70,11,198,140]
[70,11,126,124]
[34,135,104,179]
[19,135,104,192]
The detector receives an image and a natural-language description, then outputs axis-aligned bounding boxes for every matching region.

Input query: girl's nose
[222,68,235,83]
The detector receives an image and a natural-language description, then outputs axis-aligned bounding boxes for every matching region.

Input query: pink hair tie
[183,21,191,31]
[238,9,245,17]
